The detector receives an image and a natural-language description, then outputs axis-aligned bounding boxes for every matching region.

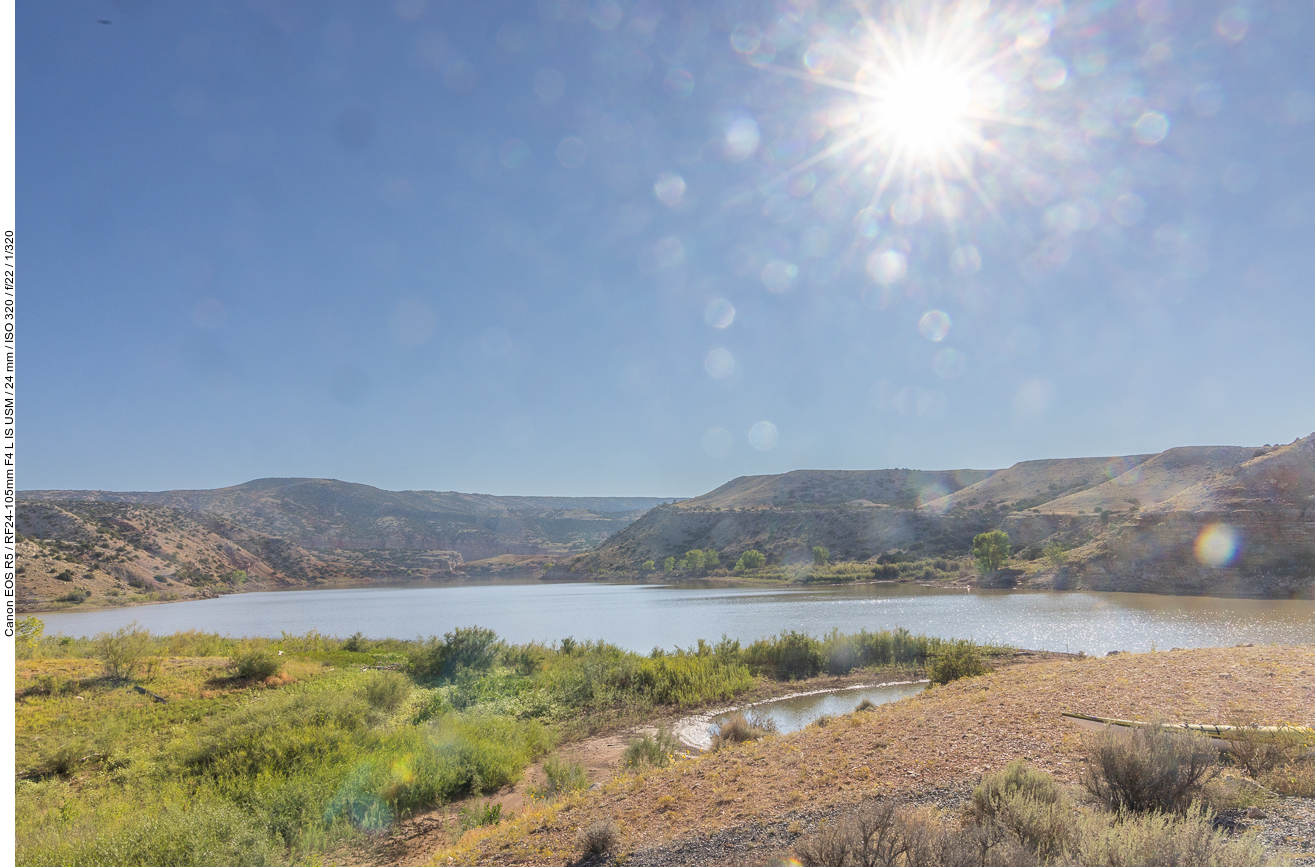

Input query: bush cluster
[796,759,1270,867]
[1080,723,1218,814]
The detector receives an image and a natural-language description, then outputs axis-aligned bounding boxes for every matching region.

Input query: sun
[874,58,974,159]
[757,0,1042,224]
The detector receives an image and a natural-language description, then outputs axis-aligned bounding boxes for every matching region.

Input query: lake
[34,579,1315,655]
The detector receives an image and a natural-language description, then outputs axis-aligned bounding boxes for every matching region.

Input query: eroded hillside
[24,478,678,561]
[15,499,463,612]
[563,435,1315,599]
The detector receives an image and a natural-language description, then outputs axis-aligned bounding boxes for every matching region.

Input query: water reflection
[36,578,1315,655]
[710,681,928,737]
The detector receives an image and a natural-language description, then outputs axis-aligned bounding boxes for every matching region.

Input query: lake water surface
[35,579,1315,655]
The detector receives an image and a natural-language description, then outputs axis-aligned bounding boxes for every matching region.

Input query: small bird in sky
[97,19,112,25]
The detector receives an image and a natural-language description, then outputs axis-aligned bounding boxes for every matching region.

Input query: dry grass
[433,644,1315,866]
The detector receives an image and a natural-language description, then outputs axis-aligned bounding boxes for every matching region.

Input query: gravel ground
[575,793,1315,867]
[439,645,1315,867]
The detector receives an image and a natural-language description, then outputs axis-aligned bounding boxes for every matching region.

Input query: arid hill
[562,435,1315,599]
[919,454,1155,513]
[15,499,462,612]
[23,478,677,561]
[678,468,994,511]
[18,480,679,611]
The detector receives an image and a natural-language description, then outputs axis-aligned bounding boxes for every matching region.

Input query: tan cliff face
[1051,435,1315,598]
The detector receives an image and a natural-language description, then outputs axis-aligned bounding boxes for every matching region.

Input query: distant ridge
[559,434,1315,599]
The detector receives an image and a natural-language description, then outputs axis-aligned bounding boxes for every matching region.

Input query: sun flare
[760,0,1052,232]
[875,59,975,159]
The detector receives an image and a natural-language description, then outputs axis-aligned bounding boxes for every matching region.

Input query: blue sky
[19,0,1315,496]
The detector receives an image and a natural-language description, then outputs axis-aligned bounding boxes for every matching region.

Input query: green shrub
[230,645,282,681]
[812,546,829,565]
[187,690,371,778]
[622,727,681,769]
[360,671,411,713]
[530,756,588,800]
[968,759,1074,860]
[928,642,989,685]
[410,627,502,681]
[458,801,502,832]
[1081,724,1219,813]
[95,623,153,681]
[16,616,44,657]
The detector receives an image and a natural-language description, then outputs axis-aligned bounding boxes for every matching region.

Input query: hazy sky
[20,0,1315,496]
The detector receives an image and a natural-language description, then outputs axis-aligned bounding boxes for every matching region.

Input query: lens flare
[704,298,735,329]
[749,421,779,450]
[918,310,952,342]
[1195,524,1239,567]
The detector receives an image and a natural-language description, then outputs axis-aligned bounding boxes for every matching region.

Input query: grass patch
[711,711,778,751]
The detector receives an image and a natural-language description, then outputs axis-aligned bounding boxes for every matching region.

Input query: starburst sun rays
[763,0,1059,232]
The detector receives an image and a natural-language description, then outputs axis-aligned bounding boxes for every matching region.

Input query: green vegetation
[973,530,1012,573]
[457,801,502,833]
[735,549,765,570]
[230,643,283,681]
[622,726,681,769]
[928,641,991,685]
[529,756,589,800]
[1043,541,1068,567]
[16,620,1000,866]
[811,545,829,565]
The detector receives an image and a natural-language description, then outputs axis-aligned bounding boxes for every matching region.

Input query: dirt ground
[434,644,1315,867]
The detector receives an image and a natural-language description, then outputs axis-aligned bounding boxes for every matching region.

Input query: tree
[662,556,676,572]
[682,549,705,573]
[972,531,1011,574]
[703,549,720,570]
[1043,542,1067,568]
[812,546,830,566]
[735,549,766,571]
[641,560,655,571]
